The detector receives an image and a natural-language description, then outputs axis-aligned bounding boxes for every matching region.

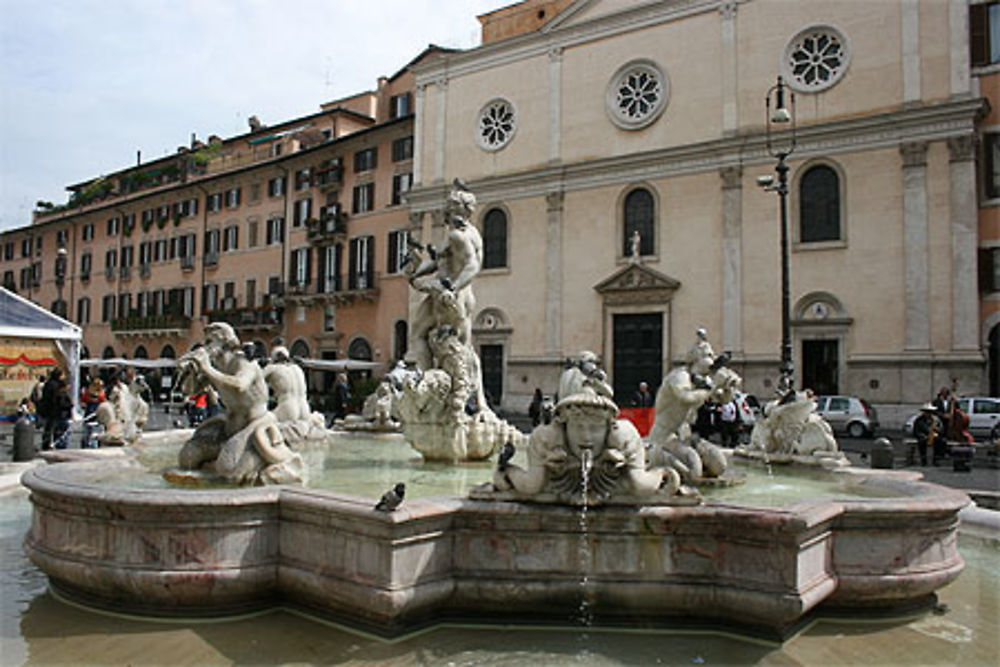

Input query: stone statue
[629,230,641,264]
[396,181,523,461]
[647,329,740,481]
[483,387,690,506]
[93,400,126,446]
[406,178,483,371]
[557,351,613,401]
[738,391,845,464]
[263,345,327,444]
[107,373,149,445]
[171,323,304,486]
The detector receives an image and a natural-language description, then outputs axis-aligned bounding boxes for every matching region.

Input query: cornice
[407,97,985,212]
[414,0,720,86]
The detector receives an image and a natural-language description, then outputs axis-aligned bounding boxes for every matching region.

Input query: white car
[904,396,1000,440]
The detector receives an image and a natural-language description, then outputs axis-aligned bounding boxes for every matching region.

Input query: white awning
[297,358,382,372]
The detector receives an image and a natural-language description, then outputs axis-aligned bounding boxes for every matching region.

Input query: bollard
[871,437,894,469]
[13,414,36,462]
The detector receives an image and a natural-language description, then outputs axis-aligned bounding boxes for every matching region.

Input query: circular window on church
[606,59,669,130]
[782,25,850,93]
[476,98,517,151]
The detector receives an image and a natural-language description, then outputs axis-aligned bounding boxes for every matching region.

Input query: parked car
[814,395,878,438]
[905,396,1000,441]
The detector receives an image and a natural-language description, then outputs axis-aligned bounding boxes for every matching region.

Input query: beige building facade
[408,0,988,411]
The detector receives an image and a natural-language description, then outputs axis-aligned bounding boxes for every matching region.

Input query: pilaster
[948,135,979,350]
[549,48,563,164]
[545,191,565,354]
[433,78,448,184]
[719,166,742,353]
[901,0,921,104]
[900,141,930,350]
[719,1,738,134]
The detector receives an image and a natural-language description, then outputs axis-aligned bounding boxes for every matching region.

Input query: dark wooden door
[612,313,663,405]
[802,339,838,395]
[480,344,503,409]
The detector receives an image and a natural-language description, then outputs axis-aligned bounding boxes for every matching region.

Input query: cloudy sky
[0,0,506,232]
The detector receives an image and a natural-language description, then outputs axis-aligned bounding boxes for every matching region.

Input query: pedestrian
[80,378,106,448]
[51,381,73,450]
[718,399,739,447]
[28,374,45,414]
[528,388,544,427]
[932,387,952,446]
[333,373,351,420]
[39,368,64,450]
[912,403,940,467]
[631,381,654,407]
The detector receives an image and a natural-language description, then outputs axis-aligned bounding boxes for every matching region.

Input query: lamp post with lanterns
[758,75,797,394]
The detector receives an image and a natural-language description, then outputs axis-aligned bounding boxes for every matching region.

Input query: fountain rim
[20,457,972,521]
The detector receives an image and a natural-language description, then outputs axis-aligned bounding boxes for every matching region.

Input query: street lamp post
[762,76,796,394]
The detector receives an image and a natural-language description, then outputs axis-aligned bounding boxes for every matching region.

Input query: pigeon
[497,442,516,471]
[374,483,405,512]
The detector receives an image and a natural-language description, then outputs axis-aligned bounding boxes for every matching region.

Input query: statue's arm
[200,361,256,394]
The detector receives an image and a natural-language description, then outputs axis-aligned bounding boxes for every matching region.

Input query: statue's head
[205,322,240,351]
[446,178,476,220]
[554,388,617,460]
[270,345,290,363]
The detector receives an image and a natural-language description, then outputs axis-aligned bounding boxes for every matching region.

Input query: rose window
[606,60,669,130]
[783,26,850,92]
[477,99,516,151]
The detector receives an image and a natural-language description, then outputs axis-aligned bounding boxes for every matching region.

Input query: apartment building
[974,1,1000,395]
[1,48,445,397]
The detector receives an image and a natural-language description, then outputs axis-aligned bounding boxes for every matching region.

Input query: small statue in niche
[629,230,642,264]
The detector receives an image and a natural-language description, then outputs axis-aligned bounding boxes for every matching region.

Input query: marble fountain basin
[21,436,968,640]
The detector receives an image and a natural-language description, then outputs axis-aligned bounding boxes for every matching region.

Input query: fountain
[19,182,971,641]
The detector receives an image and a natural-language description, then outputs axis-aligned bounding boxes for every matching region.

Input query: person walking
[528,388,544,427]
[912,403,940,467]
[50,381,73,450]
[80,379,106,448]
[631,381,654,407]
[333,374,351,420]
[38,369,64,450]
[718,400,739,447]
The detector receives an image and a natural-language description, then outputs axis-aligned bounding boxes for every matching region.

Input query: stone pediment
[594,263,681,305]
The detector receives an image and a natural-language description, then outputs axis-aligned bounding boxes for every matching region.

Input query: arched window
[134,345,148,359]
[290,339,310,360]
[160,345,176,359]
[799,165,841,243]
[347,337,372,361]
[393,320,408,361]
[102,346,116,359]
[623,188,655,257]
[482,208,508,269]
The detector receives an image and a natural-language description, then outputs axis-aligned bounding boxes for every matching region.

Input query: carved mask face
[564,411,610,460]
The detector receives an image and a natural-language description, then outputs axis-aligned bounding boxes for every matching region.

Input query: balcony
[140,264,151,279]
[213,306,283,331]
[111,312,191,335]
[181,255,195,271]
[284,273,378,305]
[80,271,90,283]
[204,251,219,267]
[306,213,347,243]
[105,267,117,281]
[119,266,132,281]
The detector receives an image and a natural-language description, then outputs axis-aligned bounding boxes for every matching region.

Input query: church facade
[407,0,987,411]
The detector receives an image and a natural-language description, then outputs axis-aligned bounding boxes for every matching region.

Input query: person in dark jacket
[50,381,73,450]
[912,403,940,467]
[528,388,544,427]
[39,369,64,450]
